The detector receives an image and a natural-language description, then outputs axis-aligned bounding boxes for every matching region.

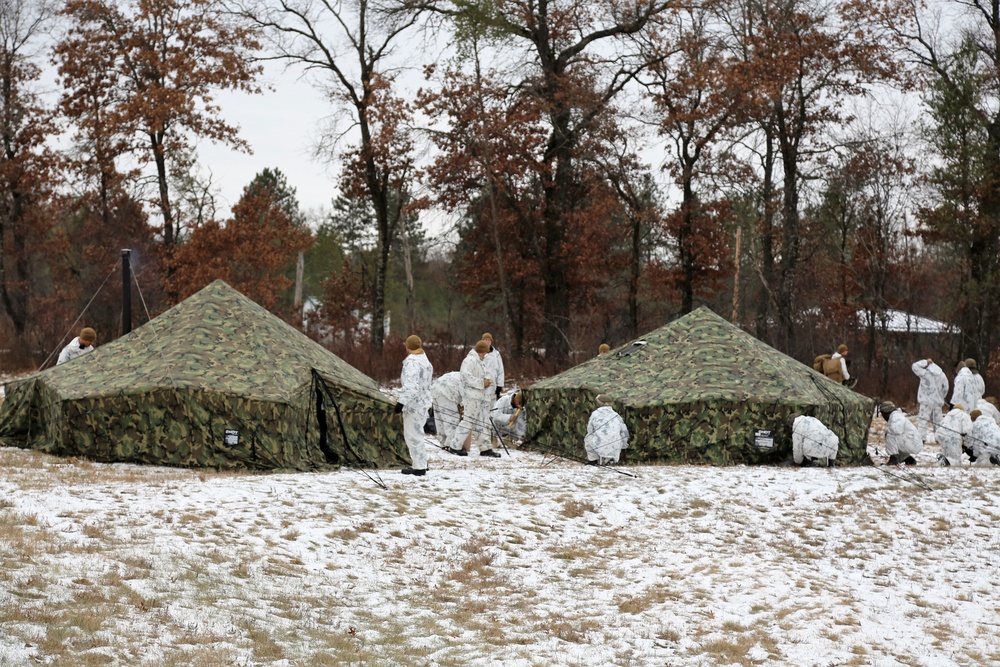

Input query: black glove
[394,402,404,414]
[496,386,502,399]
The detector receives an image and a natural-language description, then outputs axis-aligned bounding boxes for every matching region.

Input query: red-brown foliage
[169,181,313,317]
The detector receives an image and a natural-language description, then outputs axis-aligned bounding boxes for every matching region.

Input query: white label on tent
[753,429,774,450]
[225,429,239,447]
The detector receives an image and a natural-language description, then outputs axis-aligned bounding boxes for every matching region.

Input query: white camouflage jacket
[459,349,489,405]
[791,416,839,464]
[399,353,434,415]
[584,406,629,461]
[57,337,94,365]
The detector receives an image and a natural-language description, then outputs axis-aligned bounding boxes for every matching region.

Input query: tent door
[314,378,341,465]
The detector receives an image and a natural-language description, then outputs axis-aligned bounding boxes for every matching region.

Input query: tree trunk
[0,61,28,336]
[776,153,800,353]
[540,103,574,363]
[776,97,801,354]
[962,112,1000,365]
[753,132,776,344]
[485,180,515,347]
[361,106,392,356]
[151,132,174,246]
[541,195,571,361]
[679,156,696,315]
[472,47,515,349]
[0,189,29,336]
[294,251,304,310]
[628,205,641,339]
[397,212,416,334]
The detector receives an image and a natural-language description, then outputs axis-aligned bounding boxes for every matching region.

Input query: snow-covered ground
[1,428,998,667]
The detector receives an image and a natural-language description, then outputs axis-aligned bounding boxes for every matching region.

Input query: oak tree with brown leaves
[0,0,59,346]
[702,0,900,354]
[422,54,642,358]
[412,0,677,363]
[54,0,262,248]
[642,1,745,316]
[420,58,548,355]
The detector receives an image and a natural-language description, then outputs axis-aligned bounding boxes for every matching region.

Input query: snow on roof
[858,308,957,334]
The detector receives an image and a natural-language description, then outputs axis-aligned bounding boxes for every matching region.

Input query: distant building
[302,296,391,344]
[857,309,958,335]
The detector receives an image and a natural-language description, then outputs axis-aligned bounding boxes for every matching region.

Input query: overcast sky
[195,67,340,221]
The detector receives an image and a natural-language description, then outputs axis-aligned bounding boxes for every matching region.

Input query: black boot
[401,467,427,476]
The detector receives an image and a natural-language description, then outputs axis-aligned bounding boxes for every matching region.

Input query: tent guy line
[39,259,122,371]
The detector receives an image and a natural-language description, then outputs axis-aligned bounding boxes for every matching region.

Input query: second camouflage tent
[524,307,875,466]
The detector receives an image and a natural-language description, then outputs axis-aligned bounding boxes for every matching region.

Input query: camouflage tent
[524,307,876,465]
[0,280,407,471]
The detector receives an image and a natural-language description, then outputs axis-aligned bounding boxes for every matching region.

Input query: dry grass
[694,628,781,665]
[1,446,998,667]
[560,498,598,518]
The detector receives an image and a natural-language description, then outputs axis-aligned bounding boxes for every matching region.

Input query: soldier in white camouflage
[491,389,526,440]
[431,371,463,451]
[397,335,433,476]
[481,333,505,401]
[448,340,500,457]
[880,402,922,465]
[964,359,986,409]
[584,395,629,465]
[910,357,948,442]
[481,333,506,451]
[975,398,1000,423]
[937,404,972,466]
[791,415,839,466]
[57,327,97,365]
[969,409,1000,465]
[951,361,978,415]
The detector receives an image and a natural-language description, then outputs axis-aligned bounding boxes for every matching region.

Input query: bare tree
[230,0,422,355]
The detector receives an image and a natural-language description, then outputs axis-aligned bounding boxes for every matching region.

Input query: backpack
[813,354,831,372]
[822,357,845,383]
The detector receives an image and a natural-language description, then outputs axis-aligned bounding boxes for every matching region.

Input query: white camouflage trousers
[402,410,428,470]
[450,397,490,452]
[917,402,943,440]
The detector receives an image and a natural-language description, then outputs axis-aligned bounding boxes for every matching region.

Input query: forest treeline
[0,0,996,405]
